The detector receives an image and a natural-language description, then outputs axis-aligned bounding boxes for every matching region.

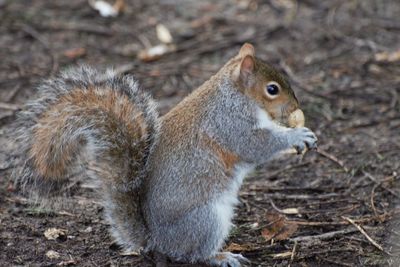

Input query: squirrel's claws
[235,254,250,263]
[288,127,317,155]
[294,145,303,154]
[208,252,249,267]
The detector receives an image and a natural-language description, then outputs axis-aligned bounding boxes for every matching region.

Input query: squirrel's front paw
[208,252,249,267]
[287,127,317,154]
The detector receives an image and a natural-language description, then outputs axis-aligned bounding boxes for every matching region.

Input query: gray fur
[14,64,316,266]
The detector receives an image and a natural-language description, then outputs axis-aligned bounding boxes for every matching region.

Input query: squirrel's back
[14,65,159,251]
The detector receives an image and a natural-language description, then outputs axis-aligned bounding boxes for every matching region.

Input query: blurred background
[0,0,399,266]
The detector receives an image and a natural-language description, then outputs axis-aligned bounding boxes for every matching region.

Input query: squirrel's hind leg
[146,203,230,264]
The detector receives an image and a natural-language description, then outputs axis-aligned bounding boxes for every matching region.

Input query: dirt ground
[1,0,400,266]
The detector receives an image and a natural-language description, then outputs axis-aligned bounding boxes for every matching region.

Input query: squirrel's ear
[239,43,255,58]
[238,55,255,87]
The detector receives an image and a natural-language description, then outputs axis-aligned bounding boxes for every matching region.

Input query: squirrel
[14,43,317,266]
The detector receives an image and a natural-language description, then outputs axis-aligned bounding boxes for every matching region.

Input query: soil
[1,0,400,266]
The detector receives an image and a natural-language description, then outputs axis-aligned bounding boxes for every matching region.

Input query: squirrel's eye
[266,83,280,96]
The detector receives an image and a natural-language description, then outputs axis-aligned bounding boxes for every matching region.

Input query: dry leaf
[113,0,124,13]
[225,242,252,252]
[57,260,76,266]
[88,0,122,17]
[63,48,86,59]
[261,213,298,241]
[46,250,60,259]
[156,24,173,44]
[44,228,67,240]
[375,50,400,62]
[137,44,176,62]
[280,208,300,215]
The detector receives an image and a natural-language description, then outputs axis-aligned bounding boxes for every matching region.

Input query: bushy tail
[13,65,159,251]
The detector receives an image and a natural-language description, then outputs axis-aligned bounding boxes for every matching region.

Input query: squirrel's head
[231,43,304,128]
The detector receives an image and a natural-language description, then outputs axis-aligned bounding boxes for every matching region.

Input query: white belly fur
[213,163,254,247]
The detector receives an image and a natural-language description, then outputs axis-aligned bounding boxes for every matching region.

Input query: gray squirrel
[14,43,317,266]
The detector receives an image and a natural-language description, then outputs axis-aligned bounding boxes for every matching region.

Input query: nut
[288,109,305,128]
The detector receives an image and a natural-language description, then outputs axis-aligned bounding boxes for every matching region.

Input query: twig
[370,183,383,222]
[289,227,358,243]
[269,199,299,215]
[288,240,297,267]
[342,216,385,252]
[287,210,397,226]
[363,171,400,198]
[0,102,21,111]
[240,192,340,200]
[283,248,358,261]
[317,149,349,172]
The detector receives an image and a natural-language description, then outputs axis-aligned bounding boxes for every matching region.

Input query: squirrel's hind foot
[207,252,249,267]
